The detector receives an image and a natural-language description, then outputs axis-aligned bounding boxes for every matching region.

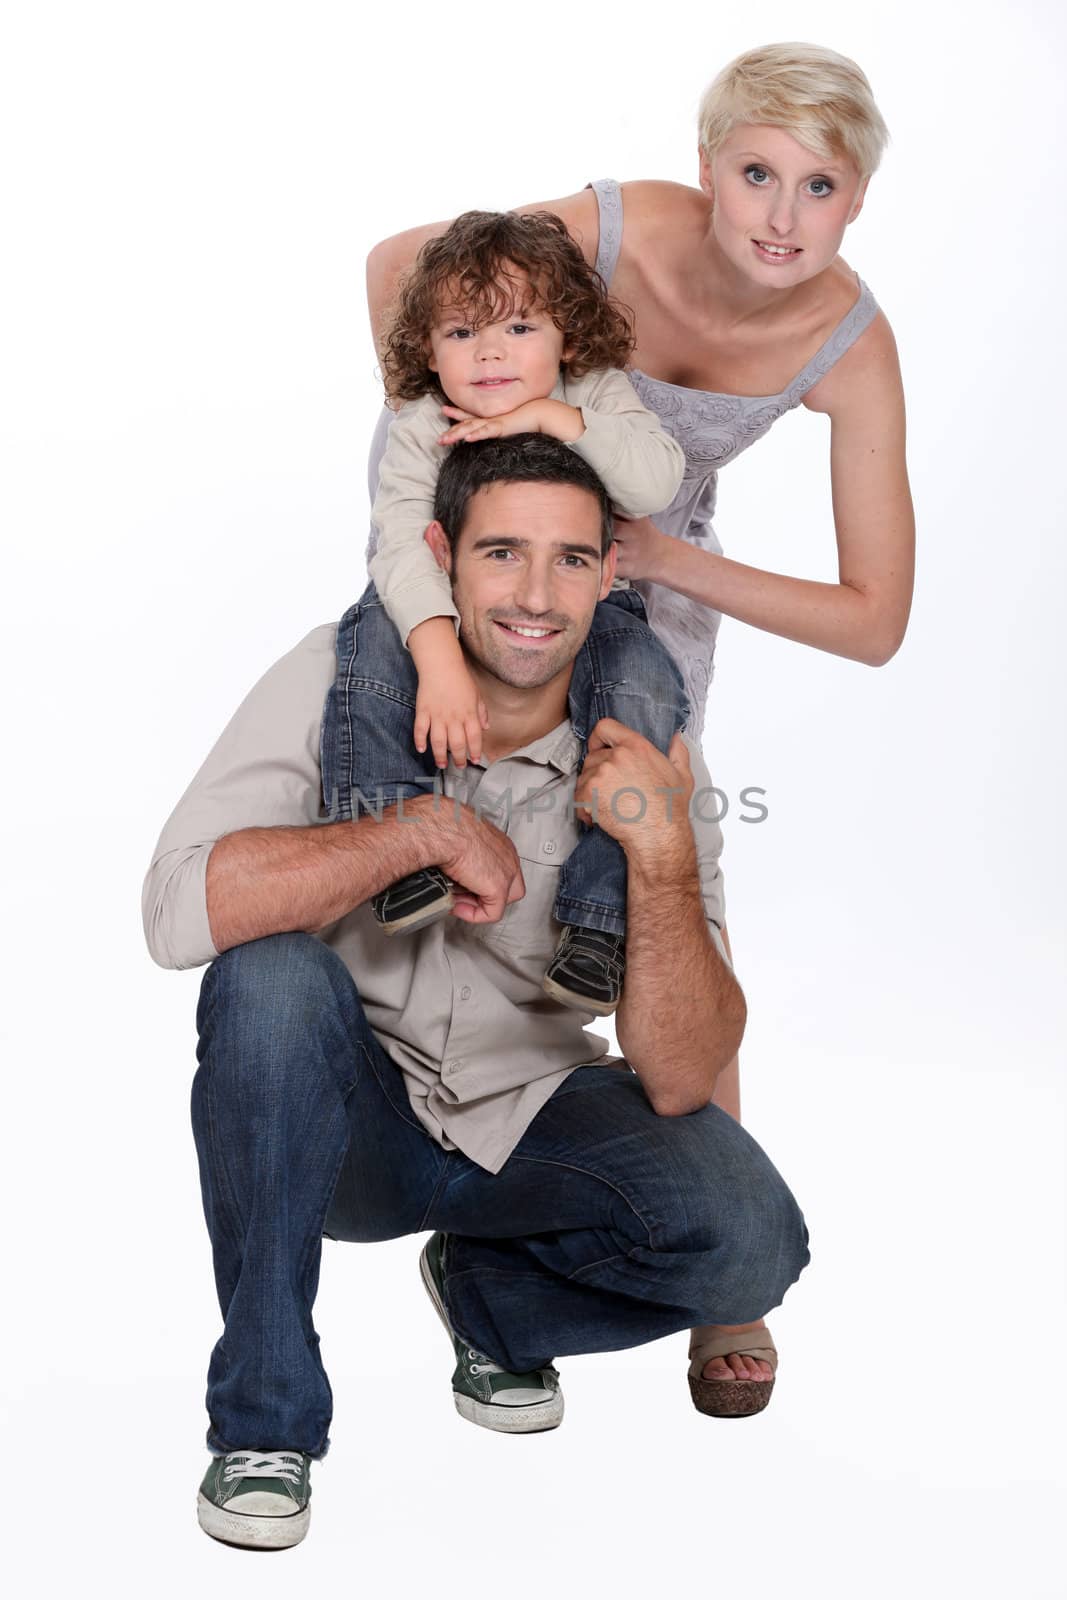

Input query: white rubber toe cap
[491,1387,555,1407]
[223,1490,300,1517]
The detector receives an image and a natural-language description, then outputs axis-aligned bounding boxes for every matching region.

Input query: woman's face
[700,123,869,286]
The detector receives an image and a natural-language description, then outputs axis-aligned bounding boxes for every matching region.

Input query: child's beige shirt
[368,369,686,646]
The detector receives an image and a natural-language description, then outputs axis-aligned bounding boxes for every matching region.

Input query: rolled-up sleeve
[141,625,338,970]
[683,739,729,961]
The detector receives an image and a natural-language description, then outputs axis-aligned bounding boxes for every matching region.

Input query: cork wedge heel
[687,1325,779,1418]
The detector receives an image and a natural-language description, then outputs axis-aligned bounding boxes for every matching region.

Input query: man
[143,435,810,1551]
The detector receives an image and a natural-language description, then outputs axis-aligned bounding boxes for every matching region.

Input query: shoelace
[223,1451,303,1483]
[466,1346,507,1377]
[466,1346,556,1382]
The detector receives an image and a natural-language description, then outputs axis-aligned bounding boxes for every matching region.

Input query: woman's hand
[611,514,671,582]
[414,658,489,769]
[437,399,585,445]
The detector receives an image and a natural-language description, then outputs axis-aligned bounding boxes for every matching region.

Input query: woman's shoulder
[616,180,709,230]
[803,264,901,416]
[612,182,710,271]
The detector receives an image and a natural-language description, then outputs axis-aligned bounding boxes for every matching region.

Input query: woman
[363,42,916,1417]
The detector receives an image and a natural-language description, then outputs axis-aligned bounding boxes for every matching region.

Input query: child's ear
[424,521,453,573]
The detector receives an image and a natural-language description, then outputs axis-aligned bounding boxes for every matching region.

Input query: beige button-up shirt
[142,623,728,1173]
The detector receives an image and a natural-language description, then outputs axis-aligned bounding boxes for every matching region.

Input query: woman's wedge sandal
[687,1325,779,1418]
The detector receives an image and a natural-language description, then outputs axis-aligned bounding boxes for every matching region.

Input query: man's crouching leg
[191,932,366,1463]
[437,1066,811,1376]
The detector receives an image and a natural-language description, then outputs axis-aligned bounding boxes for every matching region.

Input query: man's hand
[437,399,585,446]
[574,719,696,874]
[417,796,526,925]
[611,514,671,582]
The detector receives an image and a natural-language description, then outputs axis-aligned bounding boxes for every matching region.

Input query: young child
[325,210,690,1014]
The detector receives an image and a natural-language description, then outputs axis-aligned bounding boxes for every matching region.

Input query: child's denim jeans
[320,584,689,937]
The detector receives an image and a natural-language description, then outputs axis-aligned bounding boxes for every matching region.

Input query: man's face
[429,480,616,692]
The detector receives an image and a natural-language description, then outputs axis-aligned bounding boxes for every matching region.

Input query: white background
[2,0,1064,1594]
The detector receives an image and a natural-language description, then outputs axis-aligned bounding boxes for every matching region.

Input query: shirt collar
[457,718,581,782]
[510,718,581,775]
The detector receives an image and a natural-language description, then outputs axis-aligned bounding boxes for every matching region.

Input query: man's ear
[847,175,871,225]
[598,540,618,600]
[424,520,453,573]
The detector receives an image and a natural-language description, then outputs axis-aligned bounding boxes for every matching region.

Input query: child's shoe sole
[541,973,619,1016]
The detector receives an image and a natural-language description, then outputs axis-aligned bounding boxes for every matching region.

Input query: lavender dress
[586,178,880,734]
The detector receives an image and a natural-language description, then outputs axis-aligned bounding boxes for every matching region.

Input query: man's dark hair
[432,435,614,556]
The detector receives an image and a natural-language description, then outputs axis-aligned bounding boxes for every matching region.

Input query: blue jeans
[192,933,811,1456]
[319,584,689,937]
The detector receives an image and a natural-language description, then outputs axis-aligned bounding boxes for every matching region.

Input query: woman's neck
[680,203,817,332]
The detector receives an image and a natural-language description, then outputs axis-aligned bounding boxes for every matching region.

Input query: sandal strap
[688,1324,779,1378]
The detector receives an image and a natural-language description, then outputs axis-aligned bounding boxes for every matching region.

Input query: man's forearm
[206,800,439,954]
[616,842,747,1116]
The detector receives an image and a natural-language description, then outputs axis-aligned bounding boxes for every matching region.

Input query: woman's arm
[615,314,916,667]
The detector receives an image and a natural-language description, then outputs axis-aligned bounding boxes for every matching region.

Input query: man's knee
[196,932,355,1096]
[648,1108,811,1317]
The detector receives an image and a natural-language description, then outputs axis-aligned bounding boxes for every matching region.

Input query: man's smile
[492,619,564,646]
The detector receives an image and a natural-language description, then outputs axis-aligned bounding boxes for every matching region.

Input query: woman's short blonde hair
[697,42,889,180]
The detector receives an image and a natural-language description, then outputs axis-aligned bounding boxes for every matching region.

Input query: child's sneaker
[419,1232,564,1434]
[542,926,626,1015]
[197,1450,311,1549]
[372,867,454,935]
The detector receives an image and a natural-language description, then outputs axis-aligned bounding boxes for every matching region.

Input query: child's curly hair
[380,210,635,402]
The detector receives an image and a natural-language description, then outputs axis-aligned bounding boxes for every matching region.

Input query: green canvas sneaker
[197,1450,312,1549]
[419,1231,564,1434]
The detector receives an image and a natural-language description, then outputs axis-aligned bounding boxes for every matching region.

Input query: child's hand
[414,660,490,769]
[438,399,585,446]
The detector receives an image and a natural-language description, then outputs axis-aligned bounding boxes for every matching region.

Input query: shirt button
[459,985,472,1001]
[543,840,558,856]
[445,1058,463,1077]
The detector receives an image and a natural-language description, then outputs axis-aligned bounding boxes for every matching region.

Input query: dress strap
[585,179,624,287]
[782,278,881,408]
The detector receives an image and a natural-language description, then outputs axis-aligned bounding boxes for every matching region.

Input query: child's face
[427,292,569,418]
